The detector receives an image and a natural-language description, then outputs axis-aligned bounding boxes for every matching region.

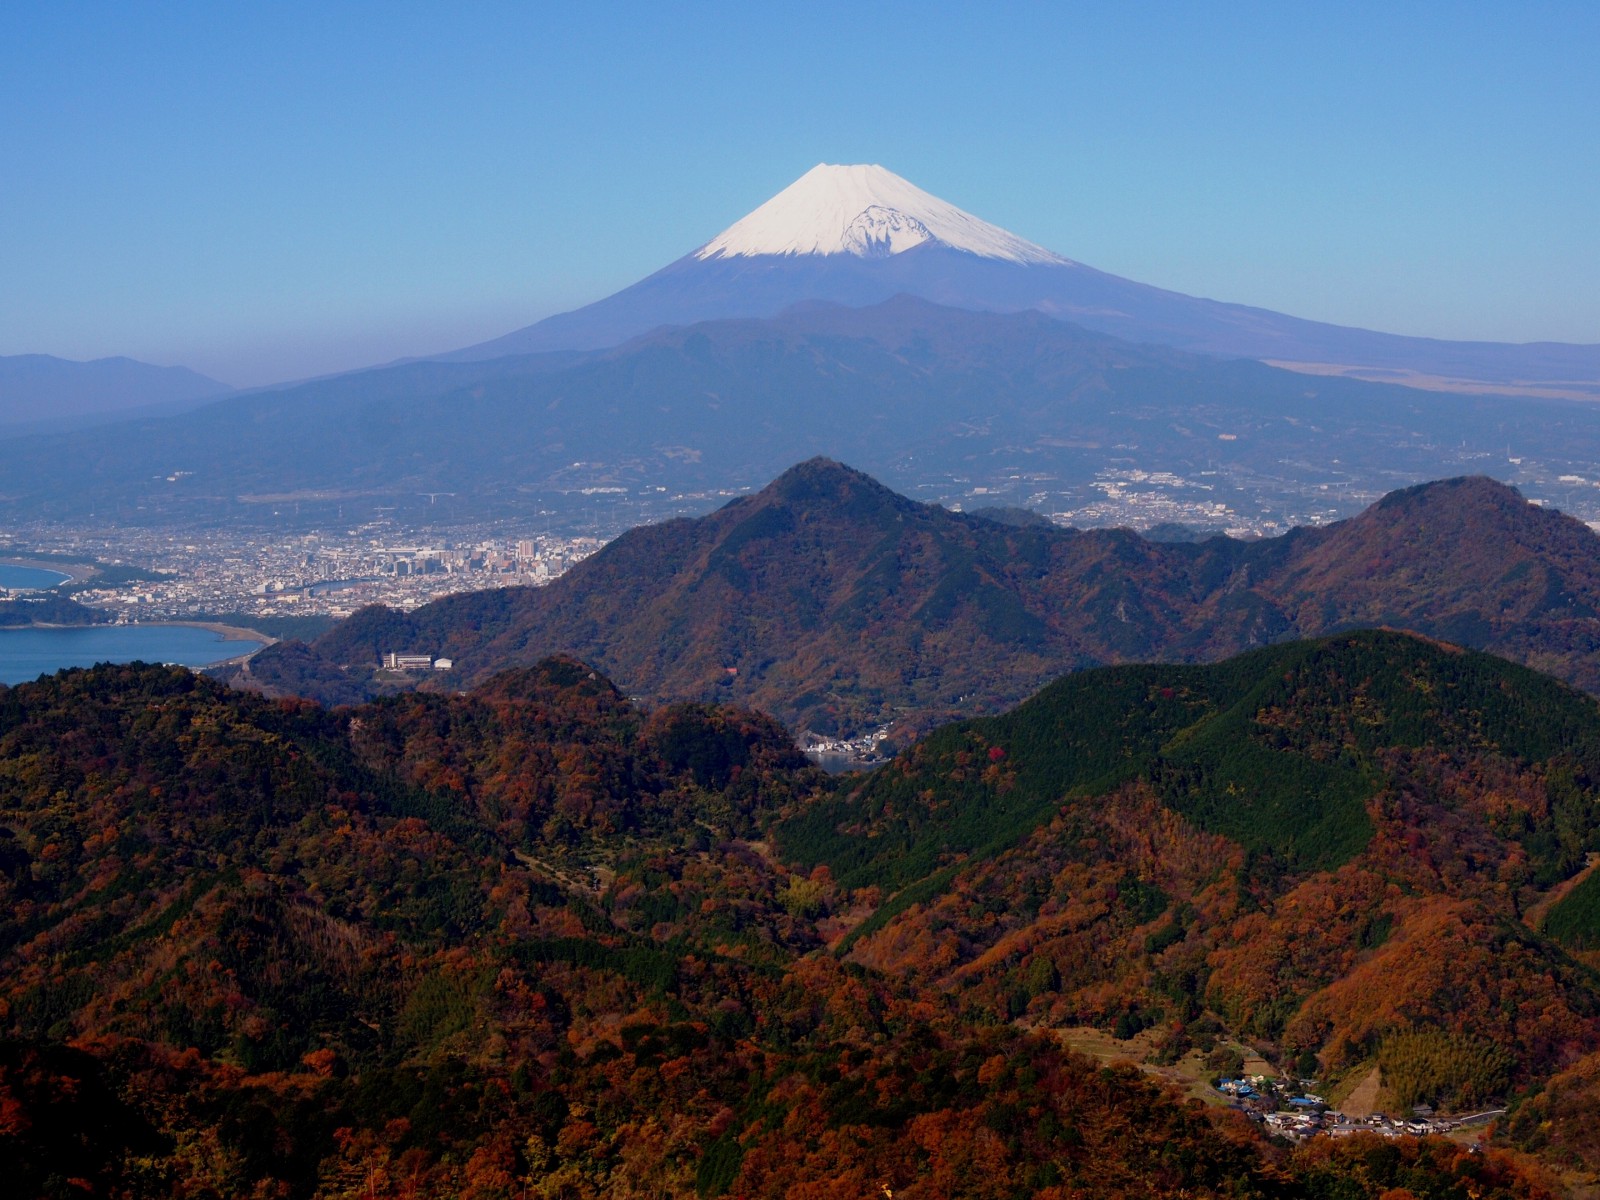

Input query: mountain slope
[781,631,1600,1107]
[8,659,1571,1197]
[246,460,1600,739]
[445,163,1600,396]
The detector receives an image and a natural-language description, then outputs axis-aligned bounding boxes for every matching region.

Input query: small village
[1216,1075,1503,1143]
[801,722,896,763]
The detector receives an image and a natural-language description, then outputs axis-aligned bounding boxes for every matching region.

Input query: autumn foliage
[0,639,1589,1196]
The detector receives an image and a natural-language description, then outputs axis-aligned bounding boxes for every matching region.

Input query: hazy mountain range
[0,353,233,430]
[7,296,1600,530]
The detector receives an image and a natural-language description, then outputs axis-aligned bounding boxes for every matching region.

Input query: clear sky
[3,1,1596,386]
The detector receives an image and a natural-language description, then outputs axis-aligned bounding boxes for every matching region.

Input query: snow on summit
[695,163,1071,265]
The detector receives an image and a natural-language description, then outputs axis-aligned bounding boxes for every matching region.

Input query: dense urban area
[0,521,603,622]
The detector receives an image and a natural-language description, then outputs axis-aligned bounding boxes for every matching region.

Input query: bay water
[0,624,267,686]
[0,564,72,590]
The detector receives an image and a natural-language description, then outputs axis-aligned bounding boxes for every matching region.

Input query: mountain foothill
[247,458,1600,744]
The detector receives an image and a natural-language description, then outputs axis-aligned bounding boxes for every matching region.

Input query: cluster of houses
[802,722,895,762]
[1217,1076,1487,1142]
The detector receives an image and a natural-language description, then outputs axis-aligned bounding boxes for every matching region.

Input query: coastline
[3,619,275,645]
[160,619,278,645]
[0,621,279,686]
[0,556,98,584]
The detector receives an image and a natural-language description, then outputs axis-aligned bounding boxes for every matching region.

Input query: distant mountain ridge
[242,460,1600,738]
[443,163,1600,397]
[0,353,233,428]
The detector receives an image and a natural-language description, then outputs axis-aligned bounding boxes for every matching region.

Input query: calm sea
[0,564,71,590]
[0,625,267,686]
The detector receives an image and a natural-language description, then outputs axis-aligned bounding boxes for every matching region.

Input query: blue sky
[3,2,1596,385]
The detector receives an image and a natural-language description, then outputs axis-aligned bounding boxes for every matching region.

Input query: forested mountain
[0,593,108,627]
[785,633,1600,1097]
[3,636,1600,1195]
[243,460,1600,740]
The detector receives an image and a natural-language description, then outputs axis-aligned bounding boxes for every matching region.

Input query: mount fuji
[443,163,1599,397]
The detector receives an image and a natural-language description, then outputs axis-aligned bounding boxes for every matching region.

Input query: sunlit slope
[781,630,1600,888]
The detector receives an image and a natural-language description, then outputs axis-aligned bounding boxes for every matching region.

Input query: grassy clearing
[1052,1025,1236,1108]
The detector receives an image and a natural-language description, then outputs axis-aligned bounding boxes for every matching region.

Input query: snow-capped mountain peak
[695,163,1072,266]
